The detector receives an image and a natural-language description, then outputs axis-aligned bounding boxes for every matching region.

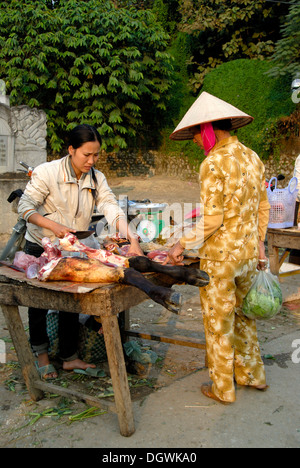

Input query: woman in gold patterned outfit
[165,92,270,404]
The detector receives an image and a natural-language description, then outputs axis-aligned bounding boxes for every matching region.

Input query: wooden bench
[0,265,205,437]
[267,227,300,276]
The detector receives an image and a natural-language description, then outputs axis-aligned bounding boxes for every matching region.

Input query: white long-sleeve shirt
[18,155,125,245]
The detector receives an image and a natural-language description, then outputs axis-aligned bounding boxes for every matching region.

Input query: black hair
[212,119,232,131]
[68,124,102,149]
[68,124,101,200]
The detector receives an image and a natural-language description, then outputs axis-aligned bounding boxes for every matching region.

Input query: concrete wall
[0,173,29,247]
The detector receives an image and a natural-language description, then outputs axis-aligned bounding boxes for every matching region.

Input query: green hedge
[161,59,296,163]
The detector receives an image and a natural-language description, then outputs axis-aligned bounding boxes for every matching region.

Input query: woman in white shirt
[18,124,143,379]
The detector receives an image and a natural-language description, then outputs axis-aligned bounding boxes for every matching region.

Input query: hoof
[186,269,210,287]
[165,291,182,314]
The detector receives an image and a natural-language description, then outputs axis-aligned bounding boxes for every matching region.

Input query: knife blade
[74,230,95,240]
[0,260,25,272]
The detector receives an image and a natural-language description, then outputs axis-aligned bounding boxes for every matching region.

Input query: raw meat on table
[146,250,169,263]
[11,233,209,314]
[59,233,129,267]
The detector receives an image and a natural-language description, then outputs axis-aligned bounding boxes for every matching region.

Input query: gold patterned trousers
[200,258,266,403]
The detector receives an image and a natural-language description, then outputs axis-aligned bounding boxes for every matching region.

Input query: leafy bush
[0,0,175,154]
[201,59,296,160]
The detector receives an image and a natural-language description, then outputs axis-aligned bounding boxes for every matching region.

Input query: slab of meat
[13,251,49,279]
[37,255,182,314]
[12,234,209,315]
[38,257,125,283]
[59,233,129,268]
[146,250,168,263]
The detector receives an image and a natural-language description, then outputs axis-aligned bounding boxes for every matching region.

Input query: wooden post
[0,305,44,401]
[101,308,135,437]
[267,232,280,275]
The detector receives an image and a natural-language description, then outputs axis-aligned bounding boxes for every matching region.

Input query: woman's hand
[257,240,268,271]
[127,237,144,257]
[49,221,77,239]
[163,241,185,265]
[27,213,76,239]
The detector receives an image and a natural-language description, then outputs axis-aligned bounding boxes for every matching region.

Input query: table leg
[267,233,280,275]
[269,246,280,276]
[0,305,44,401]
[101,313,135,437]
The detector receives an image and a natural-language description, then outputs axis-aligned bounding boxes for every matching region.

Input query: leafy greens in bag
[242,270,282,320]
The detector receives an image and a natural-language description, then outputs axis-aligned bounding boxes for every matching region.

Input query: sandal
[35,361,57,380]
[201,383,232,405]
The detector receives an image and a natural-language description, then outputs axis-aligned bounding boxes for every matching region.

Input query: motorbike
[0,162,168,261]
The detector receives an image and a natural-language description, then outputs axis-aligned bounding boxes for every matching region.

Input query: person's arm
[165,157,224,265]
[18,168,76,239]
[164,214,223,265]
[26,213,76,239]
[116,217,144,256]
[257,172,271,271]
[94,173,144,256]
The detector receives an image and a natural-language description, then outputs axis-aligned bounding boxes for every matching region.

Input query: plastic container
[267,177,298,228]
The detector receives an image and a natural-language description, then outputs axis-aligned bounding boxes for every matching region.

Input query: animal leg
[122,268,182,314]
[128,256,209,287]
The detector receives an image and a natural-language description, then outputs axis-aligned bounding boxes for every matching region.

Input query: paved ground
[0,175,299,449]
[0,285,299,449]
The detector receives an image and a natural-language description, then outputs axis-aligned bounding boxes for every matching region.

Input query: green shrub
[201,59,296,160]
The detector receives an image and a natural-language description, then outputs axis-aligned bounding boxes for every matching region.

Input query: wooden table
[267,227,300,276]
[0,264,206,437]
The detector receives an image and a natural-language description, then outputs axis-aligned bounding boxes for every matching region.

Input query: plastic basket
[267,177,298,228]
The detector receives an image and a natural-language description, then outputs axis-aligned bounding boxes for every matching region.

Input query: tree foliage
[201,59,296,160]
[268,2,300,79]
[178,0,290,92]
[0,0,175,153]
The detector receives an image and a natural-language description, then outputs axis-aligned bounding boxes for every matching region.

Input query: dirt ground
[0,175,300,448]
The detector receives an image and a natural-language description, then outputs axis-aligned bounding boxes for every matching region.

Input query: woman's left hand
[127,238,145,257]
[163,241,185,265]
[258,240,268,270]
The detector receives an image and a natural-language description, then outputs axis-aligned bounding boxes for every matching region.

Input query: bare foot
[62,359,96,371]
[254,384,269,392]
[37,352,58,379]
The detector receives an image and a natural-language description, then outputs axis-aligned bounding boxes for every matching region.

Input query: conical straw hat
[170,91,253,141]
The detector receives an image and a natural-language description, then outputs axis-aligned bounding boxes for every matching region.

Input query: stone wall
[1,136,299,245]
[0,173,29,247]
[264,137,300,184]
[0,103,47,174]
[96,136,300,185]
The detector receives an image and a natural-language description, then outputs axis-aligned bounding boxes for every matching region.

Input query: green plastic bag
[242,270,283,320]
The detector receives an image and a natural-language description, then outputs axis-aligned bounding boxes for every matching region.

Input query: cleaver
[74,230,95,240]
